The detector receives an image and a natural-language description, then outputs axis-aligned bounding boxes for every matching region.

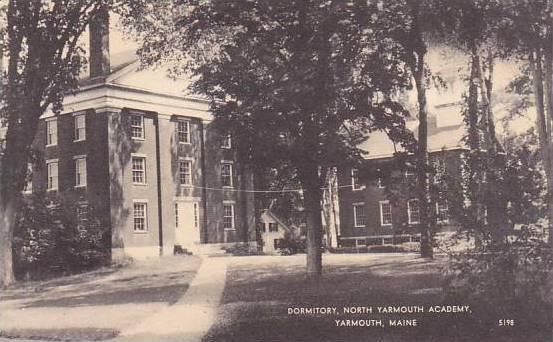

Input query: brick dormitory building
[18,13,255,259]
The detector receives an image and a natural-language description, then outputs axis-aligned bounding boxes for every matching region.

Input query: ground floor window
[407,199,420,224]
[133,202,148,232]
[353,203,366,227]
[223,204,235,230]
[379,201,392,226]
[436,200,449,223]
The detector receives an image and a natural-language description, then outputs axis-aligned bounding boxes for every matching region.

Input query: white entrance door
[175,201,200,246]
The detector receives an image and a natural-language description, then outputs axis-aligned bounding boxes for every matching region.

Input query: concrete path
[113,257,228,342]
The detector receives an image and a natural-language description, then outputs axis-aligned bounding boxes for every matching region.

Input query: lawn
[203,253,550,342]
[0,255,201,341]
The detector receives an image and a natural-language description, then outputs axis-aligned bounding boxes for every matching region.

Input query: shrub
[443,225,552,332]
[223,243,260,256]
[13,194,110,280]
[367,244,407,253]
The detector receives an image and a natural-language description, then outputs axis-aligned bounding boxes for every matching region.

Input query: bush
[13,194,110,280]
[443,226,552,332]
[367,244,407,253]
[223,243,260,256]
[276,235,306,255]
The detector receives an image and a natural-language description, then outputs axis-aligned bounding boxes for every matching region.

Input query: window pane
[380,202,392,225]
[354,204,366,227]
[223,204,234,229]
[408,199,420,224]
[179,160,192,185]
[177,121,190,143]
[130,115,144,139]
[134,203,147,231]
[221,163,233,187]
[132,157,146,184]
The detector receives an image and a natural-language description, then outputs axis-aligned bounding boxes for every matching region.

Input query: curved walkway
[113,257,228,342]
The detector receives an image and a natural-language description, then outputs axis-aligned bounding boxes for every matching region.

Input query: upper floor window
[178,159,192,186]
[405,169,416,182]
[353,202,366,227]
[221,162,233,187]
[74,114,86,141]
[407,199,420,224]
[133,202,148,232]
[269,222,278,232]
[47,160,59,191]
[379,200,392,226]
[436,200,449,224]
[130,114,144,139]
[221,134,232,149]
[46,119,57,146]
[351,168,364,191]
[177,120,190,144]
[223,203,235,230]
[132,156,146,184]
[432,158,446,183]
[74,156,87,187]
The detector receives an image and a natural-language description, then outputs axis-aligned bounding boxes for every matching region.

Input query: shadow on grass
[205,255,551,342]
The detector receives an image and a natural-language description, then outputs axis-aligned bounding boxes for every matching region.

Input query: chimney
[89,7,110,79]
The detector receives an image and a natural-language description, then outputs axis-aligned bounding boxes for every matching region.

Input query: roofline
[263,209,292,232]
[362,146,467,160]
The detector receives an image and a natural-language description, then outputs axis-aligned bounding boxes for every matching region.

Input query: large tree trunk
[301,164,323,279]
[530,49,553,246]
[408,0,433,259]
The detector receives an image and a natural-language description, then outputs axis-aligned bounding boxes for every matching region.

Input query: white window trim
[223,203,235,231]
[73,113,86,142]
[178,158,193,187]
[74,155,87,188]
[45,118,58,147]
[46,159,59,191]
[131,154,147,185]
[132,201,149,233]
[351,168,365,191]
[379,200,392,227]
[176,120,191,145]
[436,201,450,224]
[221,161,234,188]
[130,113,145,140]
[407,199,420,225]
[353,202,366,228]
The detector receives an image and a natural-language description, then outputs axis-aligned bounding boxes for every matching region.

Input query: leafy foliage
[12,194,110,280]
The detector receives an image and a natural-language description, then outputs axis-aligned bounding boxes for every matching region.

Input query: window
[194,202,199,228]
[74,114,86,141]
[379,201,392,226]
[407,199,420,224]
[221,162,233,187]
[47,160,58,191]
[436,200,449,224]
[46,119,57,146]
[221,134,231,149]
[223,204,235,230]
[261,223,267,233]
[269,223,278,232]
[405,169,416,182]
[23,163,33,193]
[133,202,148,232]
[432,158,445,183]
[178,159,192,185]
[377,177,384,189]
[132,156,146,184]
[353,203,366,227]
[351,169,364,190]
[176,120,190,144]
[130,114,144,139]
[75,157,87,187]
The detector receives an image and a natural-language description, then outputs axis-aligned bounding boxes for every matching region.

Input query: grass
[203,253,551,342]
[0,255,201,341]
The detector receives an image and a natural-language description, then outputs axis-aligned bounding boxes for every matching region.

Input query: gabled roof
[262,209,292,233]
[358,106,466,159]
